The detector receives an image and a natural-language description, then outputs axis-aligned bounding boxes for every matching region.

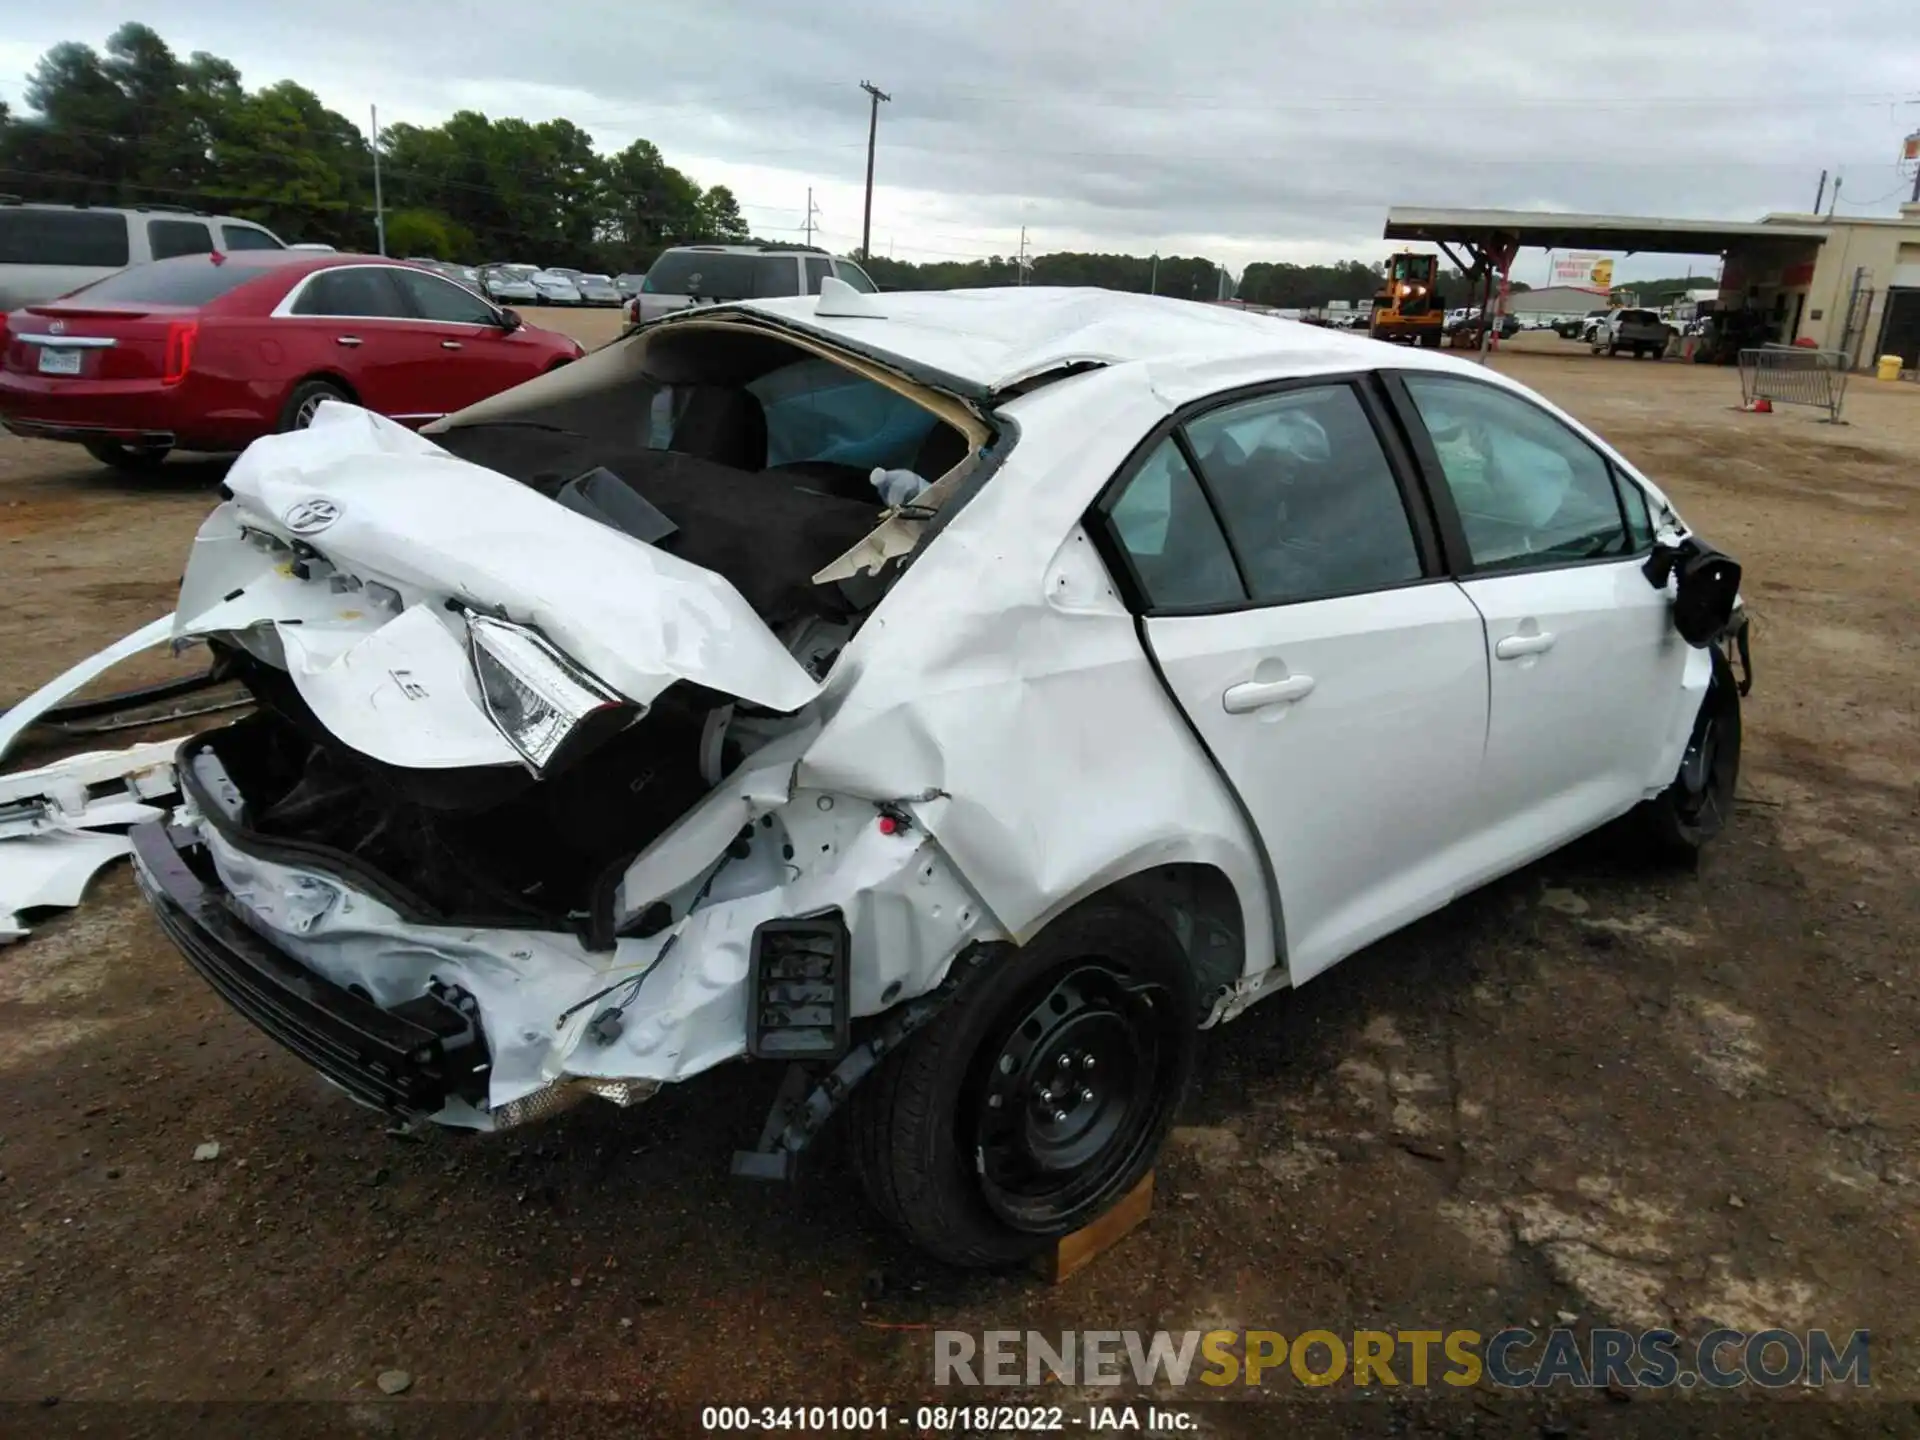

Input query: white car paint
[120,286,1726,1130]
[0,613,178,765]
[1,740,183,941]
[173,404,820,772]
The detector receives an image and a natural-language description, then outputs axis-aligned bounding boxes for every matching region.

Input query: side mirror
[498,307,523,333]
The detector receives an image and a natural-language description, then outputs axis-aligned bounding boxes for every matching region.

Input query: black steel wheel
[850,902,1198,1267]
[1640,649,1743,862]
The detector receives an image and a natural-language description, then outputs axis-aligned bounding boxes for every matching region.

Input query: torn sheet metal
[0,614,177,766]
[0,739,183,942]
[175,406,823,772]
[190,776,998,1121]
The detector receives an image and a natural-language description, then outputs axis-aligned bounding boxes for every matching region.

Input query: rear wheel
[82,438,171,472]
[278,378,351,433]
[851,902,1198,1267]
[1640,651,1742,864]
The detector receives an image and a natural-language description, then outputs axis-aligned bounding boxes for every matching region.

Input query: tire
[850,902,1199,1268]
[1639,650,1742,864]
[1607,343,1622,357]
[278,378,351,433]
[82,438,171,472]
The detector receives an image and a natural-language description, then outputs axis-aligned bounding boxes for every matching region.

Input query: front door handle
[1223,674,1316,713]
[440,340,462,350]
[335,335,362,348]
[1494,631,1557,660]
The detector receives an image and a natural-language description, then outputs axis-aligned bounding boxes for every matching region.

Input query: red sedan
[0,251,585,470]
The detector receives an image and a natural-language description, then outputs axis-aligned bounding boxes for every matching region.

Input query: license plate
[36,347,84,376]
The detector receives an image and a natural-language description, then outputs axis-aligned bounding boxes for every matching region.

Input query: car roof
[723,285,1417,397]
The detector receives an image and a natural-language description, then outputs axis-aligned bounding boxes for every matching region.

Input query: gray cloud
[5,0,1918,277]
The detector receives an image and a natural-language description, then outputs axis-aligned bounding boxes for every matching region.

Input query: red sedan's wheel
[279,379,352,432]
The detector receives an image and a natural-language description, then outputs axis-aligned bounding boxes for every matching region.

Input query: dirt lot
[3,316,1919,1436]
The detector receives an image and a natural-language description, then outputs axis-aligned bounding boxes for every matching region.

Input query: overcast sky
[4,1,1918,282]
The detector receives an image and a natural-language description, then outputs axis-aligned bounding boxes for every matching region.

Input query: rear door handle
[1223,675,1315,713]
[335,335,362,348]
[440,340,462,350]
[1494,631,1557,660]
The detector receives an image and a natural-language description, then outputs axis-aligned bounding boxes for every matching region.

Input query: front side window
[147,219,213,260]
[1183,384,1423,605]
[1104,437,1245,611]
[290,267,409,318]
[1401,375,1631,571]
[221,225,283,252]
[394,269,497,325]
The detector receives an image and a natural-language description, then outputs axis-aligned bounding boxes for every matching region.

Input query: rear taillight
[162,320,198,385]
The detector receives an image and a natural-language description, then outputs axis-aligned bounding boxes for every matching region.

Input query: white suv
[627,244,877,328]
[0,200,285,311]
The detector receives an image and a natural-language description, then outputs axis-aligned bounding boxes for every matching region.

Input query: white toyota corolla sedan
[131,282,1750,1266]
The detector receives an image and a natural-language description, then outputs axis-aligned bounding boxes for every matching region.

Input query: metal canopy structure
[1380,207,1830,363]
[1383,206,1828,257]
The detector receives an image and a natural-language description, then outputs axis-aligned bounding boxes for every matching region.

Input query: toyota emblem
[283,498,341,535]
[47,320,65,336]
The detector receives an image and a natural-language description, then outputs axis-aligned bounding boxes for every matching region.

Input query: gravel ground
[3,317,1919,1438]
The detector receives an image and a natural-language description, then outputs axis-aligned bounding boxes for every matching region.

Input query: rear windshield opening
[0,209,131,268]
[62,259,265,308]
[429,326,982,629]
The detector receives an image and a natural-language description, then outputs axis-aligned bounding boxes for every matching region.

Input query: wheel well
[1096,863,1245,1009]
[295,372,358,403]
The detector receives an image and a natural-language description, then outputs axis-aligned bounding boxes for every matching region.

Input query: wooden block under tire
[1032,1171,1154,1284]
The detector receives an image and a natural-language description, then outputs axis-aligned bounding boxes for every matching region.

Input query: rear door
[388,268,532,418]
[1389,371,1685,877]
[274,265,418,415]
[1093,377,1491,983]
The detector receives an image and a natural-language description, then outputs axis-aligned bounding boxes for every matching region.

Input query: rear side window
[1183,385,1423,605]
[643,252,758,299]
[754,256,800,298]
[803,256,832,293]
[1105,438,1245,610]
[291,267,409,318]
[147,219,214,260]
[221,225,282,252]
[0,209,130,267]
[64,260,261,307]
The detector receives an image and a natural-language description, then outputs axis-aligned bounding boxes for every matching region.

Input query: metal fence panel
[1738,344,1851,423]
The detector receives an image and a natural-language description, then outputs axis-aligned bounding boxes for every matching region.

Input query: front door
[1096,379,1491,983]
[1393,372,1689,878]
[389,268,535,419]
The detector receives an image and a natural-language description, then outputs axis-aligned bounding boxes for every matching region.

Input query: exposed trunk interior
[195,322,986,942]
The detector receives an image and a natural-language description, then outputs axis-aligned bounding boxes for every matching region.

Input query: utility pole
[1017,225,1029,285]
[1813,169,1828,214]
[370,104,387,256]
[1150,252,1159,295]
[858,81,891,262]
[803,187,821,247]
[1828,175,1842,217]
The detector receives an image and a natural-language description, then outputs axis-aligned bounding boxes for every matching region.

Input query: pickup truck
[1590,308,1674,359]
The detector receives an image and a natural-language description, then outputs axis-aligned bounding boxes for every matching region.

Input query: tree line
[1,23,1528,304]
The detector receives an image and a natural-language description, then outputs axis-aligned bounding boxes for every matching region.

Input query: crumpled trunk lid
[174,404,821,772]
